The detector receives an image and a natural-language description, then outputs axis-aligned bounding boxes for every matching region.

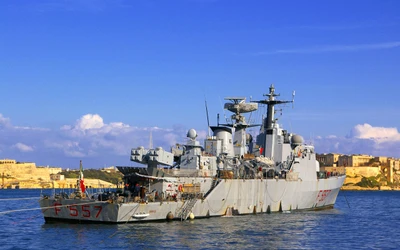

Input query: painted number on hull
[316,190,332,202]
[69,205,78,217]
[94,206,102,218]
[53,203,103,218]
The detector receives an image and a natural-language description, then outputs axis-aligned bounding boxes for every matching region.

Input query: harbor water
[0,190,399,249]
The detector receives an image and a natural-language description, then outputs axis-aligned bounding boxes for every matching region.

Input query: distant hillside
[59,169,123,185]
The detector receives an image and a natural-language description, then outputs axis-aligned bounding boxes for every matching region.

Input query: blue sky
[0,0,399,168]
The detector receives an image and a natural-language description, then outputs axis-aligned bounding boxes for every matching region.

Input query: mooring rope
[0,197,41,201]
[0,200,107,216]
[0,207,43,215]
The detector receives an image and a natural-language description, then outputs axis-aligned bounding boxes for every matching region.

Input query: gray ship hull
[40,175,345,223]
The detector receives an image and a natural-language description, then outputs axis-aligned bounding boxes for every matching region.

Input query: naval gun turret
[131,146,174,168]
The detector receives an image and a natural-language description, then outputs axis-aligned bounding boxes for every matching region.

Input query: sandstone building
[316,153,400,188]
[0,158,116,189]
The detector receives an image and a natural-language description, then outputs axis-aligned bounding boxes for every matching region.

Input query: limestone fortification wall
[321,166,382,187]
[0,161,116,189]
[0,163,56,182]
[322,166,380,177]
[320,166,346,174]
[345,166,381,177]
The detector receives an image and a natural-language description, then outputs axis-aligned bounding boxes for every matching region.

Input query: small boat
[132,213,150,219]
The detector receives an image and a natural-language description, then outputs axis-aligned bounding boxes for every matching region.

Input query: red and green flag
[79,160,86,193]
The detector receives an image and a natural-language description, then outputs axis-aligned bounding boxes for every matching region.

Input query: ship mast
[254,84,293,131]
[253,84,293,158]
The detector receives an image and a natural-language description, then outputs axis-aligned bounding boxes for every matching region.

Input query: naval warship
[39,84,345,223]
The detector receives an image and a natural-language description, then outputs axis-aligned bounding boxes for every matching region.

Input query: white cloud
[76,114,105,130]
[253,42,400,55]
[0,114,11,128]
[42,114,202,164]
[65,150,86,158]
[315,123,400,158]
[350,123,400,141]
[197,130,207,140]
[14,126,49,131]
[13,143,34,152]
[163,133,180,147]
[63,114,132,138]
[4,113,398,168]
[0,113,49,131]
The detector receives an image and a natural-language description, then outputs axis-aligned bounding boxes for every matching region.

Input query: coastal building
[380,158,400,184]
[0,158,118,189]
[389,158,400,171]
[50,174,65,181]
[338,154,374,167]
[374,156,389,166]
[0,158,62,188]
[0,159,17,164]
[101,166,119,173]
[316,153,341,166]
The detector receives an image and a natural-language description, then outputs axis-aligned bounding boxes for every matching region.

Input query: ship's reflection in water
[114,210,335,249]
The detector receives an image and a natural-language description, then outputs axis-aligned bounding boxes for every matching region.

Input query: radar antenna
[223,97,258,126]
[253,84,294,130]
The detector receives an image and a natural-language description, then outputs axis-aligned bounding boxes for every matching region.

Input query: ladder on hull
[178,196,198,221]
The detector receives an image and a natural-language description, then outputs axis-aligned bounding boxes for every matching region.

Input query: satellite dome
[187,129,197,139]
[290,134,304,149]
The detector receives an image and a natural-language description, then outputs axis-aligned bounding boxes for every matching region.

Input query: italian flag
[79,160,86,193]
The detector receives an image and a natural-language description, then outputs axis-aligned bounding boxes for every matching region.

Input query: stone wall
[322,166,380,177]
[0,162,61,187]
[320,166,346,174]
[321,166,381,187]
[345,166,381,177]
[0,160,116,189]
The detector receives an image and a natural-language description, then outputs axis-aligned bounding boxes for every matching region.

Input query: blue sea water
[0,190,399,249]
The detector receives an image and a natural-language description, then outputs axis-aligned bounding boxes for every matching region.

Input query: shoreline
[341,185,400,191]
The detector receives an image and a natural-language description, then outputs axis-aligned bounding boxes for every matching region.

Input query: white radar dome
[187,129,197,139]
[290,134,304,149]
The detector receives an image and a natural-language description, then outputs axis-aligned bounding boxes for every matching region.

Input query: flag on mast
[79,160,86,193]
